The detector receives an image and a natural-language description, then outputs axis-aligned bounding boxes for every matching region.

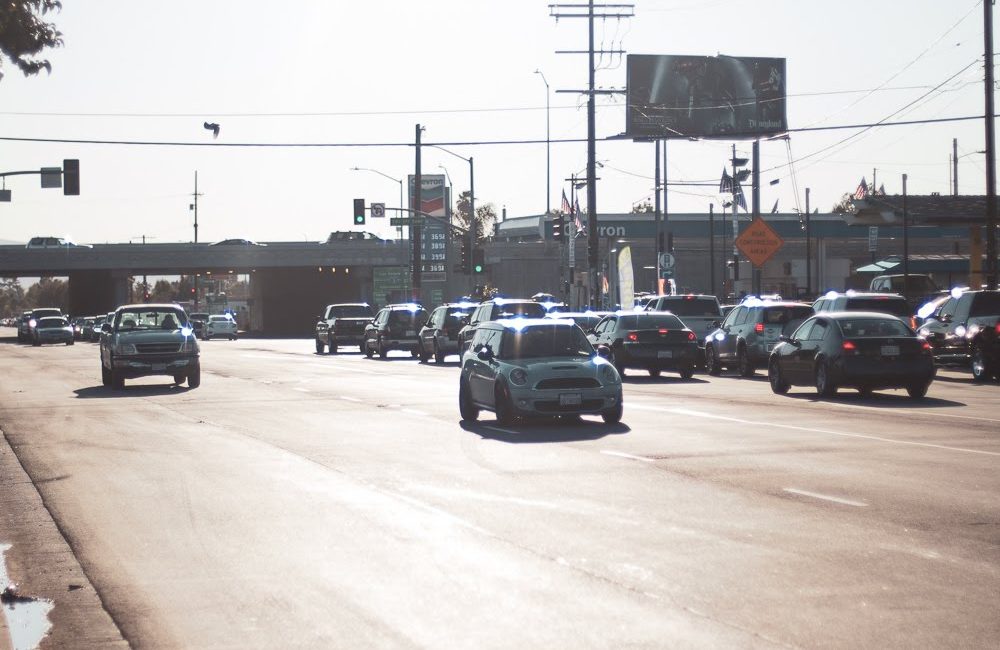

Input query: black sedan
[767,312,935,399]
[587,312,699,378]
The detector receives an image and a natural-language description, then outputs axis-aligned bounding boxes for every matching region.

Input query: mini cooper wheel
[768,358,790,394]
[906,382,929,399]
[494,383,515,424]
[815,360,836,397]
[459,378,479,421]
[648,368,661,378]
[601,401,623,424]
[705,346,721,376]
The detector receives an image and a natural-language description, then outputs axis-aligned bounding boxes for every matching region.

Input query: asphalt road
[0,329,998,649]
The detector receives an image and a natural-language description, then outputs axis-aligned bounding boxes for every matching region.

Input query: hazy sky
[0,0,992,245]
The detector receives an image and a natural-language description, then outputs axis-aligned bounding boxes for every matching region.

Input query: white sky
[0,0,993,245]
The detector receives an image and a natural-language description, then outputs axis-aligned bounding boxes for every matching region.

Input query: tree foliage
[630,200,654,214]
[0,278,27,315]
[452,191,497,244]
[25,276,67,311]
[0,1,63,82]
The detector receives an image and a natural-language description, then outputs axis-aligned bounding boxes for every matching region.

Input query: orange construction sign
[735,216,784,268]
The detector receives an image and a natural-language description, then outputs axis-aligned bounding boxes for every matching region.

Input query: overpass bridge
[0,241,410,334]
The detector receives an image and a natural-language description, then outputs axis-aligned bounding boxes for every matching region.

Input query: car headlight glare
[954,325,967,338]
[114,342,136,355]
[509,368,528,386]
[600,364,619,383]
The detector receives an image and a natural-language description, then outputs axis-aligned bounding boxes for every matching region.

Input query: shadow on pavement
[622,375,708,385]
[781,391,965,409]
[460,417,630,443]
[74,384,192,399]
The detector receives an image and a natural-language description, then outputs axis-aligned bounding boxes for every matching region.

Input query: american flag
[574,197,584,233]
[561,190,571,215]
[854,177,869,200]
[770,198,779,213]
[719,168,733,193]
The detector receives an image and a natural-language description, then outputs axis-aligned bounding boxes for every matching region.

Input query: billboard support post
[654,140,661,287]
[752,139,761,295]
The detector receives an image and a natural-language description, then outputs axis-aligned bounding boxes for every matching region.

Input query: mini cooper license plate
[559,393,582,406]
[657,350,673,358]
[881,345,900,356]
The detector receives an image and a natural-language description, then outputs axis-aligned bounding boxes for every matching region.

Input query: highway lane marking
[401,408,429,417]
[783,488,868,507]
[339,395,362,402]
[627,403,1000,457]
[601,450,656,463]
[293,387,310,393]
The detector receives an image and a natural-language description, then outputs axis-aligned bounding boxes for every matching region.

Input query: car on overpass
[210,238,266,247]
[100,304,201,389]
[25,236,92,248]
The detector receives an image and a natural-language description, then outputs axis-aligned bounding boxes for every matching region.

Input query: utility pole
[984,0,998,290]
[709,203,715,298]
[903,173,910,299]
[654,140,661,290]
[805,187,811,297]
[752,139,761,295]
[190,171,203,310]
[549,1,634,306]
[953,138,959,196]
[413,124,423,301]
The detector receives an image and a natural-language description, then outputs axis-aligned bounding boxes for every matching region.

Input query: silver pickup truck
[100,304,200,389]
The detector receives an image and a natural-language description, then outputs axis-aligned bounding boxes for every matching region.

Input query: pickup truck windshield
[117,309,187,331]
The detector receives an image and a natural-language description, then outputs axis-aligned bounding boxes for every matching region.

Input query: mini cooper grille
[135,342,182,354]
[535,377,600,390]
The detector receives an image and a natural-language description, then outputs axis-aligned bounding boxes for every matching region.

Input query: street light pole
[534,69,551,215]
[350,166,405,243]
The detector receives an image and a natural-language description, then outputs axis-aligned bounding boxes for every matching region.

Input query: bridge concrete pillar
[253,267,364,335]
[68,270,130,316]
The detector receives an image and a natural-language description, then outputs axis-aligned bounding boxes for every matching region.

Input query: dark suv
[417,302,476,363]
[315,303,376,354]
[363,304,430,359]
[917,290,1000,369]
[705,300,814,376]
[457,299,548,353]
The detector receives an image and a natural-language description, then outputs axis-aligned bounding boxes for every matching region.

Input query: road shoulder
[0,429,127,649]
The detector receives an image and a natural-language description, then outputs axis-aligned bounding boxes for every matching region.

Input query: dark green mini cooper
[459,319,623,424]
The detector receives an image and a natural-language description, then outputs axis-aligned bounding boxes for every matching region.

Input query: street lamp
[534,69,551,215]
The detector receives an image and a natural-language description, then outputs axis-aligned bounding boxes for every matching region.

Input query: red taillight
[842,340,857,353]
[921,341,932,351]
[910,316,917,329]
[995,323,1000,335]
[687,331,696,341]
[755,323,764,333]
[627,331,638,342]
[658,328,668,335]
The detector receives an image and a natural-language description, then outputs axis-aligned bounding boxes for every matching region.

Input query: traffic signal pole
[413,124,422,301]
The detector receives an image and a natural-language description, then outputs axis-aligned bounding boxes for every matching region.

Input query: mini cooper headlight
[509,368,528,386]
[600,364,619,383]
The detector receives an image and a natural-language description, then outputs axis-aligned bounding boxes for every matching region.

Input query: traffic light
[552,213,565,242]
[460,238,471,274]
[472,248,485,274]
[63,159,79,196]
[353,198,365,225]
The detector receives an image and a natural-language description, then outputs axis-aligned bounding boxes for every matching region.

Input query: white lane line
[627,403,1000,457]
[401,408,429,417]
[783,488,868,507]
[339,396,362,402]
[293,387,310,393]
[601,450,656,463]
[819,400,1000,424]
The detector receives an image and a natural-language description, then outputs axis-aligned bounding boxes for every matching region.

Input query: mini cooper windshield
[500,324,594,359]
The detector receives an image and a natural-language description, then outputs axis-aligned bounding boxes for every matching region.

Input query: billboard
[626,54,786,140]
[408,174,448,283]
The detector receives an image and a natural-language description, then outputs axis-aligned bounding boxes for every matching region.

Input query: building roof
[846,194,988,226]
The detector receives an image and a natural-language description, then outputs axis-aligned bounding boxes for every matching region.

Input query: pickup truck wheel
[327,337,338,354]
[187,366,201,389]
[377,338,388,359]
[679,366,695,380]
[434,341,445,364]
[101,364,111,387]
[647,368,661,378]
[364,340,373,358]
[111,370,125,390]
[173,374,185,385]
[418,342,429,363]
[315,339,324,354]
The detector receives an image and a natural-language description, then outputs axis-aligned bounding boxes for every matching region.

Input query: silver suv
[705,300,813,376]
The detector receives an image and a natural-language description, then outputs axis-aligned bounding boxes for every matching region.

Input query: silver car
[32,316,74,346]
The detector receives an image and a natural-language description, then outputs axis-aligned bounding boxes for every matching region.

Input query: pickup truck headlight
[114,342,137,355]
[180,338,199,353]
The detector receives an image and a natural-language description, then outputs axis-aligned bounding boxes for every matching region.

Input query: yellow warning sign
[735,217,784,268]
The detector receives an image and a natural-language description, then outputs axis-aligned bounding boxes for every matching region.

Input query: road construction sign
[735,216,784,268]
